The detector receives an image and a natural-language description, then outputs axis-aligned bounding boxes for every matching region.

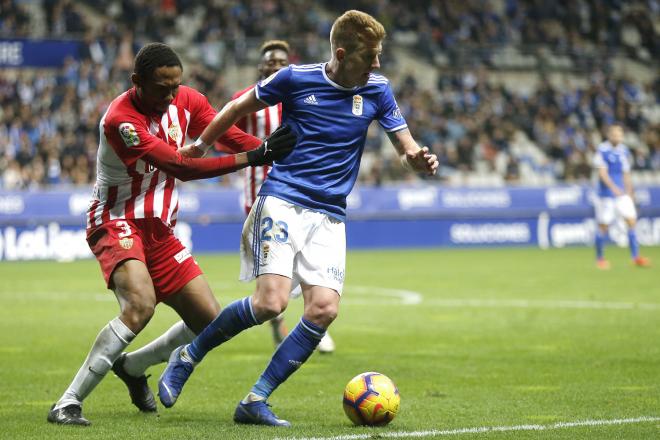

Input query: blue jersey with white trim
[255,63,407,220]
[593,141,631,198]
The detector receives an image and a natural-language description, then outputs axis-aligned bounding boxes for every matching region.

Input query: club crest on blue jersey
[352,95,363,116]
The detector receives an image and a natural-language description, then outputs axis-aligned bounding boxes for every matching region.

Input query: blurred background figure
[593,123,651,269]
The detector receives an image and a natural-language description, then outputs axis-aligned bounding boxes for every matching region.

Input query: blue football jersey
[593,141,631,197]
[254,63,407,220]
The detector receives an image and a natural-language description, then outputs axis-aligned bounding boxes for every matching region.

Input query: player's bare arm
[598,167,624,196]
[143,137,248,181]
[178,143,205,158]
[623,171,634,199]
[387,128,439,176]
[143,129,295,180]
[199,89,268,146]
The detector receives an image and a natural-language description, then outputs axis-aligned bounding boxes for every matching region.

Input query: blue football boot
[233,400,291,427]
[158,345,194,408]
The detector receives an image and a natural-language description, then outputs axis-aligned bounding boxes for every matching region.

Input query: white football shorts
[240,196,346,294]
[594,194,637,225]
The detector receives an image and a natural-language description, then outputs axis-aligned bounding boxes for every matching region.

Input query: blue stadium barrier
[1,185,659,261]
[0,39,82,67]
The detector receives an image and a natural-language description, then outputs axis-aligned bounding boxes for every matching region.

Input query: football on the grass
[342,372,400,426]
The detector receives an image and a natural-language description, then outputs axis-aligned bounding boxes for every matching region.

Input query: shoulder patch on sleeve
[118,122,140,147]
[392,105,403,120]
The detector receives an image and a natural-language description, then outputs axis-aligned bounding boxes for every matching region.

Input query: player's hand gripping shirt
[88,86,254,229]
[593,140,631,198]
[255,63,407,221]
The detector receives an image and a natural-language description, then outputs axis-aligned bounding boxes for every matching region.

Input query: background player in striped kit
[227,40,335,353]
[47,43,296,426]
[593,123,651,269]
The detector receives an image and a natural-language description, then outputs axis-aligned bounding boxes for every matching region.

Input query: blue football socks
[250,318,325,399]
[595,230,605,260]
[628,229,640,259]
[187,296,259,363]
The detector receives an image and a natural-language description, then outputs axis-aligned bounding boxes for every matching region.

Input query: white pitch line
[274,416,660,440]
[210,283,425,305]
[425,298,660,311]
[344,285,424,305]
[4,290,660,311]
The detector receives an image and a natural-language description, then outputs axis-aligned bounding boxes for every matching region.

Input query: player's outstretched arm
[142,128,295,181]
[179,124,264,159]
[194,89,267,150]
[387,129,439,176]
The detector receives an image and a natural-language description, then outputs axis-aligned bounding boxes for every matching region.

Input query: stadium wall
[1,186,660,261]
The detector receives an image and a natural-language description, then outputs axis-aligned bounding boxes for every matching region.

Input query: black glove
[247,124,297,166]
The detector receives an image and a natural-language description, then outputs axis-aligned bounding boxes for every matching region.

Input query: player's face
[259,49,289,79]
[342,42,382,87]
[608,126,624,145]
[133,65,182,115]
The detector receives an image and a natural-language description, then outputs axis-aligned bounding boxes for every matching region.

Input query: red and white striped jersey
[87,86,217,229]
[233,85,282,214]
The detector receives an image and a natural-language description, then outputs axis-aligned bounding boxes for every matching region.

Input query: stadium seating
[0,0,658,189]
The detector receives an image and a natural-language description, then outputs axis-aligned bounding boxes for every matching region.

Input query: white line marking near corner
[345,285,423,305]
[274,416,660,440]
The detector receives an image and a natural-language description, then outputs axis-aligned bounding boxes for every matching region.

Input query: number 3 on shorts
[260,217,289,243]
[116,220,133,238]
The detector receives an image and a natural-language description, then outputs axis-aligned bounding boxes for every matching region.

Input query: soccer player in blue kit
[158,10,439,426]
[593,123,650,269]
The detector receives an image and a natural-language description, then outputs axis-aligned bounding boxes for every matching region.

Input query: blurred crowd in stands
[0,0,658,189]
[330,0,659,66]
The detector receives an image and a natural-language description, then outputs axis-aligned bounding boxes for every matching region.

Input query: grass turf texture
[1,246,659,439]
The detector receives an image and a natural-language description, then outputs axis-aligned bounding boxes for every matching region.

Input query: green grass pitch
[1,246,659,439]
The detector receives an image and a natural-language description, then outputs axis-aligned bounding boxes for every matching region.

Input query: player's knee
[252,283,289,321]
[305,302,338,328]
[252,295,288,322]
[120,298,155,332]
[252,286,288,321]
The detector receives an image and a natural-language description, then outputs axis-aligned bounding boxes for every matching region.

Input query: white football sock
[55,317,135,409]
[122,321,195,377]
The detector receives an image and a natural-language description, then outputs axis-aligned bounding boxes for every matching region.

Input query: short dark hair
[260,40,290,56]
[134,43,182,80]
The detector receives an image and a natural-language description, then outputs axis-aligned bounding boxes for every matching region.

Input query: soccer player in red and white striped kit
[47,42,296,426]
[226,40,334,353]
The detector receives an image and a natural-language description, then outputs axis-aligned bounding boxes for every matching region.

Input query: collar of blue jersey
[321,63,360,92]
[603,140,626,151]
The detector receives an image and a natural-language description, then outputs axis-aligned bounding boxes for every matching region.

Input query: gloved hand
[247,125,297,166]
